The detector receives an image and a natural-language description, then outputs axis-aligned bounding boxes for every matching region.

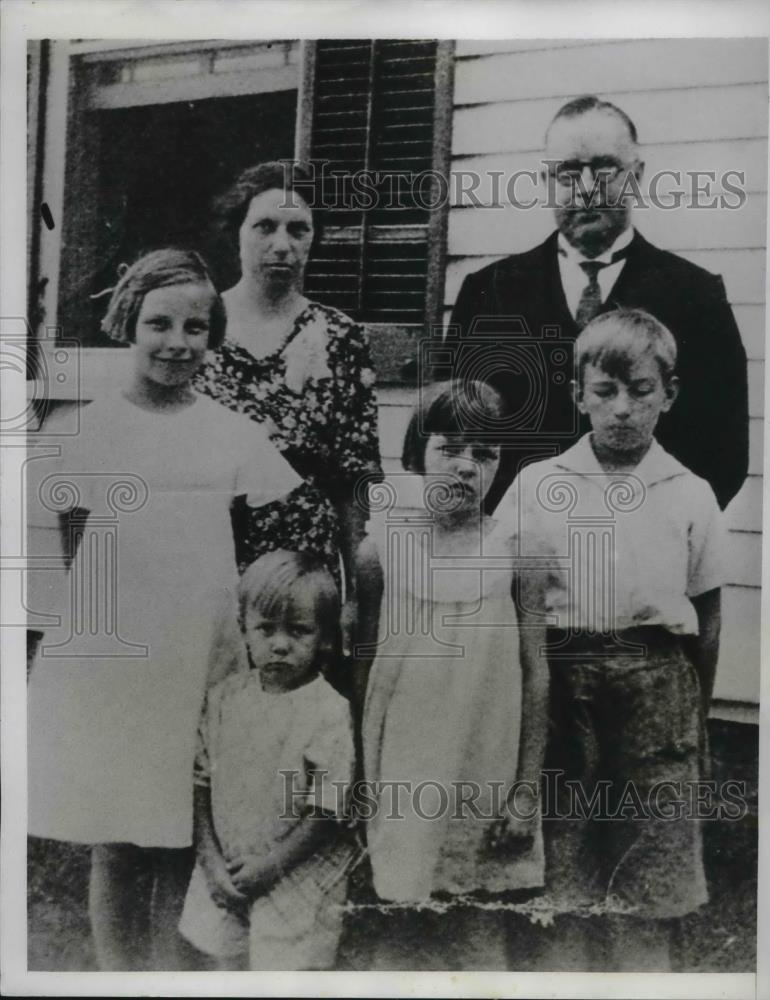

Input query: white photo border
[2,2,768,997]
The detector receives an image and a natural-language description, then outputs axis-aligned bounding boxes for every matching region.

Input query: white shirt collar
[555,433,688,489]
[558,226,635,266]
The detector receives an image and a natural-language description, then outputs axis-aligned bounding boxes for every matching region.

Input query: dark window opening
[58,89,297,345]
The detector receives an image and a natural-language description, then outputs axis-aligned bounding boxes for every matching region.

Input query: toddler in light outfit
[179,549,358,970]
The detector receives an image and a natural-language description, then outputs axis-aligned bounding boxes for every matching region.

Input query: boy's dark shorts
[543,626,708,920]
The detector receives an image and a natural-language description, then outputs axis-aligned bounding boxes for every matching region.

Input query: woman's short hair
[214,161,321,246]
[101,248,226,348]
[401,379,504,473]
[576,308,678,384]
[238,549,340,665]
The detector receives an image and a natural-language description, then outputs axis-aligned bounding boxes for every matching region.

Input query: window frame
[29,38,455,398]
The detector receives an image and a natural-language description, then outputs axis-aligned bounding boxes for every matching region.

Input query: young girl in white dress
[27,249,300,969]
[358,380,550,970]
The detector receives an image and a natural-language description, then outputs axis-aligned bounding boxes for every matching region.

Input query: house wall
[29,38,765,714]
[379,38,767,713]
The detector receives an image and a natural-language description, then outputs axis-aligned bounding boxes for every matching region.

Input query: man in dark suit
[445,95,748,511]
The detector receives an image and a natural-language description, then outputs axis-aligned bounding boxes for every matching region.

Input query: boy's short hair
[238,549,340,659]
[101,247,226,349]
[576,308,678,384]
[402,379,504,473]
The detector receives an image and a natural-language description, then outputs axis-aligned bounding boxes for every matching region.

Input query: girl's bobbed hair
[401,379,504,473]
[238,549,340,671]
[214,160,322,247]
[101,248,226,348]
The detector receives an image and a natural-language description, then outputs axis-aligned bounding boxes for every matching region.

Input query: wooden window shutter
[300,39,454,383]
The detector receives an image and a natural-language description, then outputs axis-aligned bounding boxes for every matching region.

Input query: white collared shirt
[491,434,725,635]
[557,227,634,319]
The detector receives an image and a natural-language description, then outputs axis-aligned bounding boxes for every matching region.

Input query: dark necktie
[574,245,631,329]
[575,260,607,329]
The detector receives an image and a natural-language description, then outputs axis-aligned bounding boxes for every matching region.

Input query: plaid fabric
[180,831,364,967]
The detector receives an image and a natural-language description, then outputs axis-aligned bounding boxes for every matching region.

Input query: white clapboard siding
[679,253,765,310]
[452,140,768,198]
[715,585,762,703]
[733,308,765,360]
[453,85,768,155]
[725,477,763,533]
[749,417,764,475]
[444,38,765,708]
[638,140,766,195]
[454,39,767,106]
[748,360,764,419]
[723,531,763,589]
[455,40,610,58]
[447,193,767,256]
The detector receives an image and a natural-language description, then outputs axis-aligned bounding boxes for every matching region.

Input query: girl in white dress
[358,380,550,970]
[27,249,300,969]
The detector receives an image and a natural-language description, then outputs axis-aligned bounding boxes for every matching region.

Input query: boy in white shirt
[494,308,724,971]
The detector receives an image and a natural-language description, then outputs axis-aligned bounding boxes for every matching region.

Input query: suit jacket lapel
[493,231,576,338]
[603,229,656,309]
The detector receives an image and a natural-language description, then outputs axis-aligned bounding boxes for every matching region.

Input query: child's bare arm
[487,568,550,851]
[687,587,721,716]
[515,569,550,789]
[194,785,247,909]
[349,536,383,715]
[506,569,549,837]
[226,810,337,898]
[335,496,368,657]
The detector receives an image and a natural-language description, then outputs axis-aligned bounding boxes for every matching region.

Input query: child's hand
[266,816,298,843]
[225,853,279,898]
[202,856,248,911]
[340,594,358,658]
[484,785,539,855]
[485,814,537,855]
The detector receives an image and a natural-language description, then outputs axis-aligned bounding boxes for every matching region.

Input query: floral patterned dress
[194,301,383,581]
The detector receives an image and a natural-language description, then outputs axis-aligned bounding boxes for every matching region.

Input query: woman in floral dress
[195,161,382,659]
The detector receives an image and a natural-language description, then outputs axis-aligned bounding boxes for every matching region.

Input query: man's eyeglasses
[546,159,626,186]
